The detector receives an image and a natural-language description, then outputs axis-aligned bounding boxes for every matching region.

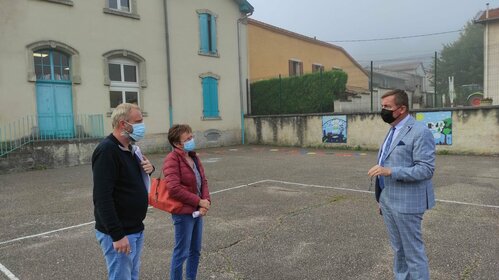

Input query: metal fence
[0,114,104,157]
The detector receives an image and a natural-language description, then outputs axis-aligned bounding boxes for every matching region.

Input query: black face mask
[380,108,398,123]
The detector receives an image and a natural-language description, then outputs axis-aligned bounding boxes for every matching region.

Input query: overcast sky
[247,0,497,66]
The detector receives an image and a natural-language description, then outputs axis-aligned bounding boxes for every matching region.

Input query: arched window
[108,58,140,108]
[33,49,71,82]
[27,40,80,83]
[103,50,147,110]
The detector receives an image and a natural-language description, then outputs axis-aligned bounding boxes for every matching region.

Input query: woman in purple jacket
[163,124,211,280]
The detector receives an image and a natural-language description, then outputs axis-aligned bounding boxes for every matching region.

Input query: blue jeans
[170,214,204,280]
[95,230,144,280]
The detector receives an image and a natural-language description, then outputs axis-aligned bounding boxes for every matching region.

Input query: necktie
[379,127,395,189]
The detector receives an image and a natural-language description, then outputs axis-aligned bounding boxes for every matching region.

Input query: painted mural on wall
[322,115,347,143]
[416,111,452,145]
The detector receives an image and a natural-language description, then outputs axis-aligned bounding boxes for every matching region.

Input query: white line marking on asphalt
[211,180,268,194]
[0,262,20,280]
[266,179,373,194]
[1,179,497,247]
[266,179,499,209]
[435,199,499,209]
[0,181,268,246]
[0,221,95,246]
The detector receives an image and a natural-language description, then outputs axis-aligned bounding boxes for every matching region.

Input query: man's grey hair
[111,103,141,129]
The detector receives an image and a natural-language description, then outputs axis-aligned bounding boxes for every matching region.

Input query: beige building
[247,18,369,91]
[475,6,499,105]
[0,0,253,154]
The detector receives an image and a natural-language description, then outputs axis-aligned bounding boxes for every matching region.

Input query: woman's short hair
[168,124,192,148]
[111,103,140,129]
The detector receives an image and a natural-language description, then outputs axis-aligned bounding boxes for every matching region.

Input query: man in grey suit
[368,89,436,280]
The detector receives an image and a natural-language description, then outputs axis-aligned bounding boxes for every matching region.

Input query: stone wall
[244,107,499,155]
[0,128,241,174]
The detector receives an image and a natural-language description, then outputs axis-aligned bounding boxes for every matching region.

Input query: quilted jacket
[163,148,210,214]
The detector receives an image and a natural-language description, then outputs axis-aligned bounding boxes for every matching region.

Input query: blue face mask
[126,122,146,142]
[183,138,196,152]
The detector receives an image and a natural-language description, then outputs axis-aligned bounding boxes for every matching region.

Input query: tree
[430,21,484,106]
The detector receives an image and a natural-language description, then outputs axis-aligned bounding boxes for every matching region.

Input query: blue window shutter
[202,77,219,117]
[210,78,219,116]
[203,78,211,118]
[199,14,209,53]
[210,15,217,53]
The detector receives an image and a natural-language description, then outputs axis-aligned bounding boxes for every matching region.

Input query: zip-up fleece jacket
[92,134,148,241]
[163,148,211,214]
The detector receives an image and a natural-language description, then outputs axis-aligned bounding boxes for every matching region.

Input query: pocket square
[397,141,405,146]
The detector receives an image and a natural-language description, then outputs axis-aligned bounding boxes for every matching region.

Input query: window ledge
[202,116,222,121]
[39,0,74,6]
[198,51,219,58]
[103,8,140,20]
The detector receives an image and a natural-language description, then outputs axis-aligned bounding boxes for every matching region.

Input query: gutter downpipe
[163,0,174,128]
[237,11,253,144]
[484,3,489,98]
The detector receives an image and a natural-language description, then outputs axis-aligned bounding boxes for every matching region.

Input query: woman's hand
[198,199,210,209]
[199,207,209,216]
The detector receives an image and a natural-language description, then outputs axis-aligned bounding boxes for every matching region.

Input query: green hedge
[250,70,348,115]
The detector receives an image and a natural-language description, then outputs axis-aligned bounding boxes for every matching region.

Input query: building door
[34,50,74,138]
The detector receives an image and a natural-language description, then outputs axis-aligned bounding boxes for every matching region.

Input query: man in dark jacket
[92,103,154,280]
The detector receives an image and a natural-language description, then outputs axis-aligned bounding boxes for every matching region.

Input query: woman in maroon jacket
[164,124,211,280]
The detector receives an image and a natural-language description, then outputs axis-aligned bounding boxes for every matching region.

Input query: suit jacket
[375,115,436,214]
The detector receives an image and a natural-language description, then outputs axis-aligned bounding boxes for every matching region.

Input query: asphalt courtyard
[0,145,498,280]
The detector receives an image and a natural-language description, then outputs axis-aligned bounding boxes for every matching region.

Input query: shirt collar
[394,114,410,130]
[109,134,134,152]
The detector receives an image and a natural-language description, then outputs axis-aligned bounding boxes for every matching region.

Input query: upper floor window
[109,0,130,13]
[289,60,303,77]
[104,0,139,19]
[312,64,324,73]
[34,50,71,82]
[198,11,218,56]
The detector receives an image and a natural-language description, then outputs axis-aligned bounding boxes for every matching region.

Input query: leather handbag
[148,173,183,213]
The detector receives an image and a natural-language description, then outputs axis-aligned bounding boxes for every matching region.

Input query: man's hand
[368,164,392,178]
[113,236,131,255]
[198,199,210,210]
[140,155,154,174]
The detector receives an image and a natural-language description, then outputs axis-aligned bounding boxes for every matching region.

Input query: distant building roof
[475,7,499,23]
[365,68,408,81]
[247,18,367,76]
[377,62,424,73]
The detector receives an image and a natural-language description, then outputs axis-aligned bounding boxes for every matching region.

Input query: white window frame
[103,0,140,19]
[108,58,140,109]
[108,0,130,13]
